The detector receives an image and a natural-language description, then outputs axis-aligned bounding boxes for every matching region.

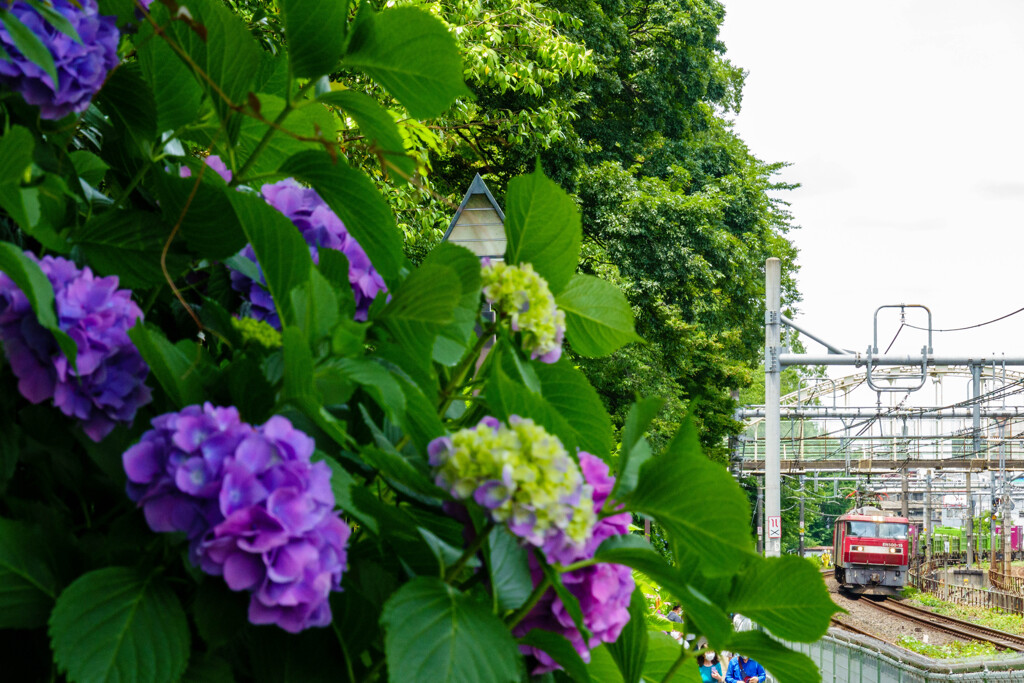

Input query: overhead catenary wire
[904,305,1024,333]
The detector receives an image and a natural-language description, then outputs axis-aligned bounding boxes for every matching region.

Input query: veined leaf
[726,630,820,683]
[605,588,648,683]
[728,555,839,642]
[534,358,613,461]
[0,10,57,87]
[382,577,519,683]
[281,0,348,78]
[128,323,204,407]
[0,517,59,628]
[320,89,415,178]
[556,274,641,357]
[519,630,591,683]
[614,397,664,498]
[49,567,190,683]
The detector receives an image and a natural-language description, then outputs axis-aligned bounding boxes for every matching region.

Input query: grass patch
[901,586,1024,635]
[896,635,1009,659]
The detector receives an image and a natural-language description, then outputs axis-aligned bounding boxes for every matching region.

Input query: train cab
[833,506,910,596]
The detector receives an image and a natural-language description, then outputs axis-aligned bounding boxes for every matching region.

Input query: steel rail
[858,598,1024,652]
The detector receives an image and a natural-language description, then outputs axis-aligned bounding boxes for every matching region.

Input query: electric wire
[905,305,1024,333]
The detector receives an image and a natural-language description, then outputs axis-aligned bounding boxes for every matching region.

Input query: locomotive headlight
[889,547,902,554]
[851,545,864,552]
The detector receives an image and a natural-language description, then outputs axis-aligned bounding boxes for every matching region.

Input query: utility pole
[901,467,909,518]
[755,479,764,555]
[799,474,806,558]
[925,471,932,563]
[968,363,981,568]
[764,258,781,557]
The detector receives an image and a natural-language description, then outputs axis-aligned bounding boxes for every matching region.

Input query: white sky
[720,1,1024,363]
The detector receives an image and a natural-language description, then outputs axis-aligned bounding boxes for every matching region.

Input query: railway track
[859,598,1024,652]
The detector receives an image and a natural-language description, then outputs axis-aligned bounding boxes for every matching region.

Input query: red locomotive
[832,506,910,596]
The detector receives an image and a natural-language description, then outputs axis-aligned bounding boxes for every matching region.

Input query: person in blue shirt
[725,654,766,683]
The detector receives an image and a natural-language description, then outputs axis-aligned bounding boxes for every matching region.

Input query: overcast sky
[720,1,1024,364]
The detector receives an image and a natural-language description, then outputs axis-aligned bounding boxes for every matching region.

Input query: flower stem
[444,521,494,583]
[505,575,552,629]
[437,322,499,417]
[234,81,315,182]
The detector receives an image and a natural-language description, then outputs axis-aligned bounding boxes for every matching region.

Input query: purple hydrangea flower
[228,179,386,328]
[179,155,233,184]
[123,404,350,633]
[514,453,635,674]
[0,254,151,441]
[0,0,119,120]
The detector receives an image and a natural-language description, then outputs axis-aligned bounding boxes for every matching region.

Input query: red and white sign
[768,515,782,539]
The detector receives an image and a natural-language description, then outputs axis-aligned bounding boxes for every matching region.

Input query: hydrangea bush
[0,2,837,682]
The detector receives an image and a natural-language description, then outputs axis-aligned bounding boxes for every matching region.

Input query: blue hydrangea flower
[123,404,351,633]
[0,0,119,120]
[0,254,151,441]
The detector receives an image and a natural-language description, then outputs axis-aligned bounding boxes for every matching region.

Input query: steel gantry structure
[746,258,1024,566]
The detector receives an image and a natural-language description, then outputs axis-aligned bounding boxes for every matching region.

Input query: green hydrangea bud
[232,316,283,349]
[481,260,566,364]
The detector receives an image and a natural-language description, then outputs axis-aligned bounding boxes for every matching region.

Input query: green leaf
[235,95,336,177]
[0,517,58,628]
[96,63,157,145]
[77,210,188,288]
[504,167,581,295]
[381,577,520,683]
[592,535,733,648]
[320,89,414,178]
[282,326,318,403]
[393,373,446,453]
[486,362,578,454]
[181,655,235,683]
[151,170,246,260]
[0,10,57,88]
[421,242,482,365]
[343,7,470,119]
[487,526,532,612]
[0,242,77,367]
[49,567,190,683]
[605,588,648,683]
[128,323,205,407]
[329,358,405,423]
[623,416,754,576]
[69,150,109,187]
[279,150,405,287]
[137,8,203,133]
[282,0,348,78]
[534,358,613,460]
[228,190,314,326]
[726,631,820,683]
[728,555,838,642]
[586,645,624,683]
[641,632,697,683]
[519,630,591,683]
[540,560,590,643]
[0,126,39,232]
[614,398,664,498]
[378,262,460,364]
[291,268,342,345]
[556,275,641,357]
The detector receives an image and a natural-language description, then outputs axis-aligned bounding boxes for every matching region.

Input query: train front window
[847,521,876,536]
[878,523,908,539]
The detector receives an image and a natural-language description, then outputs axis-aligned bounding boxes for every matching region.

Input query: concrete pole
[765,258,782,557]
[755,479,764,555]
[901,467,909,518]
[925,471,932,563]
[968,363,980,568]
[799,474,806,558]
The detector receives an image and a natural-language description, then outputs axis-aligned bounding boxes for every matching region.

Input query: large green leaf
[586,645,624,683]
[319,89,415,178]
[0,126,39,232]
[343,7,470,119]
[623,417,754,577]
[378,262,460,365]
[0,10,57,86]
[137,9,203,133]
[605,588,648,683]
[0,242,77,366]
[382,577,520,683]
[556,274,641,357]
[49,567,190,683]
[519,630,591,683]
[485,363,578,454]
[728,555,838,642]
[592,535,733,648]
[534,358,613,461]
[281,0,348,78]
[282,326,318,404]
[228,190,314,327]
[129,323,205,407]
[279,151,405,287]
[727,631,820,683]
[504,167,581,295]
[641,632,697,683]
[151,170,246,260]
[0,517,59,628]
[235,96,337,177]
[613,397,664,498]
[76,210,188,288]
[420,242,481,365]
[487,526,532,612]
[95,63,157,145]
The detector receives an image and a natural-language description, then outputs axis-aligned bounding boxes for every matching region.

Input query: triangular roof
[442,173,506,259]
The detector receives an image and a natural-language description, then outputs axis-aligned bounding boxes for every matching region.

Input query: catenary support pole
[969,363,980,568]
[901,467,909,519]
[765,258,781,557]
[799,474,805,558]
[755,479,763,555]
[925,471,932,563]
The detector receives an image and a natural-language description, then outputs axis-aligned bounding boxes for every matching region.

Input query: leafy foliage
[0,0,832,681]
